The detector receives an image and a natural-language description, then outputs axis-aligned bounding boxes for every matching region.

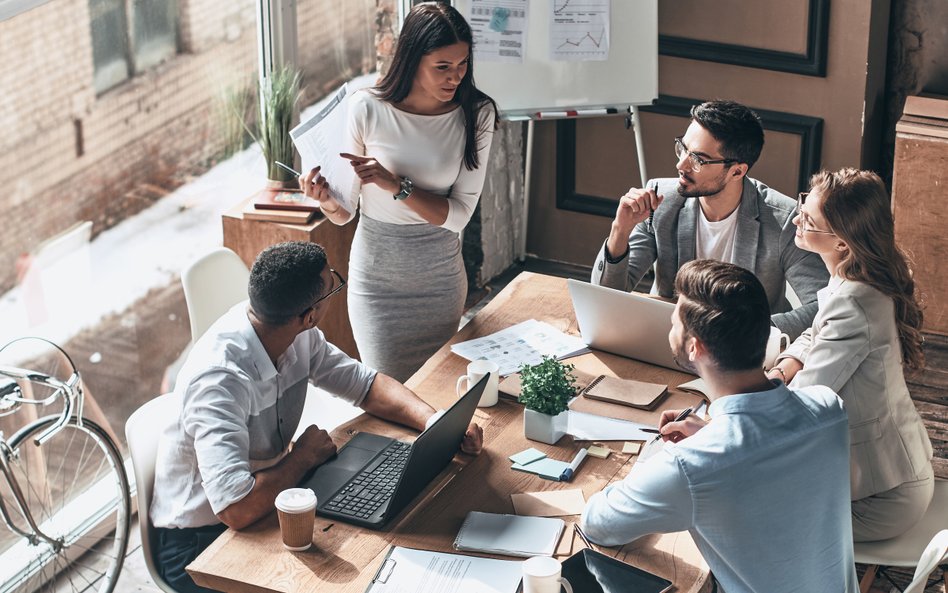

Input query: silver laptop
[568,279,680,371]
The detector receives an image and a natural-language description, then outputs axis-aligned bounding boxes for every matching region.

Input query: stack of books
[243,188,321,224]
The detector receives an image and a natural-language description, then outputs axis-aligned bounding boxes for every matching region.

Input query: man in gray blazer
[591,100,827,339]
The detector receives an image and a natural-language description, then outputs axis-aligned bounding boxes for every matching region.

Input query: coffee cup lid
[275,488,317,513]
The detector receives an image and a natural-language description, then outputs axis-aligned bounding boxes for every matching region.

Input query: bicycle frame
[0,362,84,549]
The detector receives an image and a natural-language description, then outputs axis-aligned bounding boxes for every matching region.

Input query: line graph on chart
[550,0,610,61]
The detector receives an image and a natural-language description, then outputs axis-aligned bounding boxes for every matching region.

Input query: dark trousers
[155,523,228,593]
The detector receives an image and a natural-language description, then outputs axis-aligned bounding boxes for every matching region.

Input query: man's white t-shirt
[695,205,740,263]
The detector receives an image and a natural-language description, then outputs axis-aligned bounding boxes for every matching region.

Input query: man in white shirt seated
[581,259,858,593]
[150,241,483,593]
[591,100,828,340]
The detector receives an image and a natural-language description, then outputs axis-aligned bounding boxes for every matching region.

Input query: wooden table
[188,272,712,592]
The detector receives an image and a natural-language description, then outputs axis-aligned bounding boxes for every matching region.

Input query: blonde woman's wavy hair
[812,168,925,369]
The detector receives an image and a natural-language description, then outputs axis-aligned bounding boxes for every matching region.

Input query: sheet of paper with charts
[365,546,522,593]
[450,319,588,376]
[290,78,371,213]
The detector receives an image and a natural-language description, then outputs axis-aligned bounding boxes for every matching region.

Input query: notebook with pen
[453,511,565,557]
[582,375,668,410]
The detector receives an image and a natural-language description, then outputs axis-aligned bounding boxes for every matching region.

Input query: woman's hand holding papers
[659,408,707,443]
[299,166,344,216]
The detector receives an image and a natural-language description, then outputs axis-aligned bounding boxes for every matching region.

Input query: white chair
[856,479,948,592]
[181,247,250,342]
[126,394,181,593]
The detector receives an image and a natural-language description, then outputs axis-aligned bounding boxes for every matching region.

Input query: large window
[89,0,178,93]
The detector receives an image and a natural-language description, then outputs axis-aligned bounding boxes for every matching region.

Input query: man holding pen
[581,260,858,593]
[591,100,827,340]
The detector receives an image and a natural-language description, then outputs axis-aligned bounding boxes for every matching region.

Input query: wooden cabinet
[893,96,948,336]
[222,199,360,358]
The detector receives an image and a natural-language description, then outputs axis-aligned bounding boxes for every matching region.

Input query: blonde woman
[768,168,933,542]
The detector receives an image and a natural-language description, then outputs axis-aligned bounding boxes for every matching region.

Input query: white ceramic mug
[522,556,573,593]
[764,326,791,369]
[456,359,499,407]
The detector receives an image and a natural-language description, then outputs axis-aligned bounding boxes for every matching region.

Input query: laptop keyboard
[324,440,411,519]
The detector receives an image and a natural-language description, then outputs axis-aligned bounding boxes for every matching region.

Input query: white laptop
[567,279,680,371]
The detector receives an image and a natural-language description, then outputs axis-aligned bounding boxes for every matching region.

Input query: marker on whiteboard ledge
[536,108,618,119]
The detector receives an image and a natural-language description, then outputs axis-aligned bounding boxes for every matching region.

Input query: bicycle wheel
[0,416,130,593]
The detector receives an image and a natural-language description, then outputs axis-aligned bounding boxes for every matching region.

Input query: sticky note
[510,447,547,465]
[622,442,642,455]
[587,445,611,459]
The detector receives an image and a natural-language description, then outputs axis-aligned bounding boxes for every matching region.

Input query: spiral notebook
[453,511,565,558]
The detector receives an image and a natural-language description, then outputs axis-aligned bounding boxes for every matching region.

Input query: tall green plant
[257,67,302,183]
[517,356,578,415]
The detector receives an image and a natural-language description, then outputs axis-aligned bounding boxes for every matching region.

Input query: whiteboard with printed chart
[402,0,658,117]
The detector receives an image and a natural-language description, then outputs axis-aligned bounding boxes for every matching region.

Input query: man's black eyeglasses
[301,269,346,315]
[674,137,738,172]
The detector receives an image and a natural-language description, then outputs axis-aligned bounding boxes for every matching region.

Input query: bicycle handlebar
[0,359,82,447]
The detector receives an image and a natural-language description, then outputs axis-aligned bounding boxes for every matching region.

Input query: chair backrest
[182,247,250,342]
[905,529,948,593]
[125,394,181,593]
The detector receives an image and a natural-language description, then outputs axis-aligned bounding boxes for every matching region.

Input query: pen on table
[559,447,588,482]
[275,160,302,177]
[573,523,598,552]
[648,407,694,444]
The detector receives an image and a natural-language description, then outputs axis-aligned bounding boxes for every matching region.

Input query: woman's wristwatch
[393,177,413,200]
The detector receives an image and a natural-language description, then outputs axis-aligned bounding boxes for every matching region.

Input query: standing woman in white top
[767,168,934,542]
[300,2,497,381]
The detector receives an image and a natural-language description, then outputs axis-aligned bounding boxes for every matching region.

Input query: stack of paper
[450,319,588,376]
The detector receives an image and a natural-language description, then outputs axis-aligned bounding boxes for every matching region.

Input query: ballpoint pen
[647,181,658,231]
[559,448,588,482]
[647,407,693,444]
[573,523,598,551]
[275,160,302,177]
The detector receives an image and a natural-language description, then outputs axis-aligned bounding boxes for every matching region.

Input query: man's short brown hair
[674,260,771,371]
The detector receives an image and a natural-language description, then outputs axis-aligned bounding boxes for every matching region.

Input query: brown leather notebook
[569,388,704,426]
[498,368,599,400]
[582,376,668,410]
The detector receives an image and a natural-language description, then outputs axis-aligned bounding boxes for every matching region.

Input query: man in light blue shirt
[581,260,858,593]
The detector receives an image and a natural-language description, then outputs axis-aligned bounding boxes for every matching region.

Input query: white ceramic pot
[523,408,568,445]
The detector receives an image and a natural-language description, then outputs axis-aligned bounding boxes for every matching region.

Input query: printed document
[549,0,610,61]
[290,78,371,213]
[450,319,588,376]
[467,0,527,63]
[365,546,522,593]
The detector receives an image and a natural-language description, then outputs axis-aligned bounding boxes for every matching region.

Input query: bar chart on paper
[550,0,610,61]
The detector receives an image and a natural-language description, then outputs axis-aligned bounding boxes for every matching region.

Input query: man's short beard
[673,342,698,374]
[677,170,730,199]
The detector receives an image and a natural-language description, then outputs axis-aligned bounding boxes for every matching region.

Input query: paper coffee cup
[275,488,317,551]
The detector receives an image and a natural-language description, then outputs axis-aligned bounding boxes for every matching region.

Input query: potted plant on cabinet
[518,356,578,445]
[256,66,302,189]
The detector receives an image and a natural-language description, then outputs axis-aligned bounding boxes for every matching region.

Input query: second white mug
[522,556,573,593]
[456,359,499,407]
[763,326,791,369]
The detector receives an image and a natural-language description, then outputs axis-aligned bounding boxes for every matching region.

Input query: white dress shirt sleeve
[581,448,694,546]
[182,374,257,515]
[441,102,496,233]
[307,328,376,407]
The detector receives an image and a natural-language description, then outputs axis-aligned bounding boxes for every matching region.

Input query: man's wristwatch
[393,177,413,200]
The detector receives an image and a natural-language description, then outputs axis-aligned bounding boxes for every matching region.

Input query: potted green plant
[518,356,578,445]
[246,66,302,189]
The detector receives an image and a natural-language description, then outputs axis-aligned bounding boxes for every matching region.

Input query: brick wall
[0,0,373,292]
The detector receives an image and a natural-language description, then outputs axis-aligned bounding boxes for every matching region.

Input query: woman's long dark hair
[374,1,498,170]
[814,168,925,369]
